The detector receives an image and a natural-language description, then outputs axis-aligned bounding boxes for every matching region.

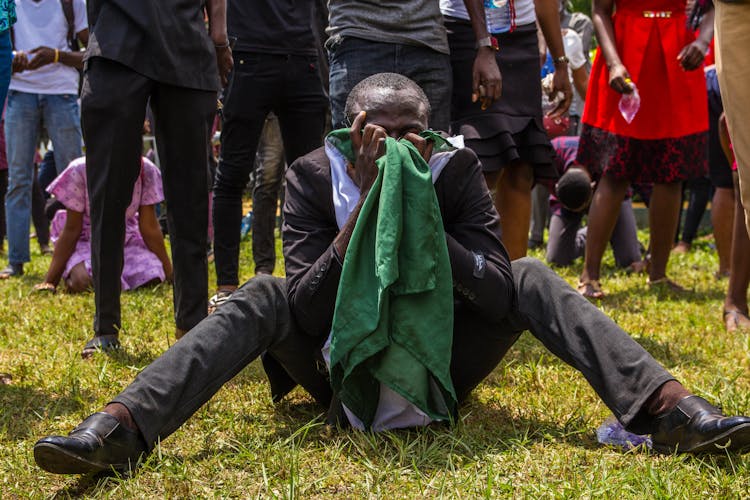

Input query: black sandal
[81,334,121,359]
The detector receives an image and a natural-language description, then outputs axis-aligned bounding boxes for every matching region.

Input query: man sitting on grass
[33,74,750,476]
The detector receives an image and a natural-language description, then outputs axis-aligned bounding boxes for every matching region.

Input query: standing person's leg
[546,208,584,266]
[2,91,41,277]
[151,84,216,334]
[647,182,683,286]
[212,52,277,293]
[0,169,6,252]
[494,163,535,260]
[609,199,643,269]
[44,94,83,176]
[712,187,735,277]
[251,114,285,275]
[83,58,151,346]
[676,176,711,251]
[723,173,750,332]
[529,184,550,249]
[579,174,629,296]
[714,1,750,236]
[30,168,50,252]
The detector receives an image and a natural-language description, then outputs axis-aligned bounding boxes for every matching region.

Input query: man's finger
[422,139,434,163]
[350,111,366,150]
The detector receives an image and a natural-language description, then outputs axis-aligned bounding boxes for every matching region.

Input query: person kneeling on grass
[33,74,750,477]
[33,156,173,351]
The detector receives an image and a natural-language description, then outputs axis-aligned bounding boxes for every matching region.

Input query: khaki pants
[715,1,750,235]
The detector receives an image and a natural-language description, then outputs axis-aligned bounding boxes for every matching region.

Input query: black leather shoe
[34,412,147,474]
[651,396,750,454]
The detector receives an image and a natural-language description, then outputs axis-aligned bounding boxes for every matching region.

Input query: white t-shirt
[9,0,87,95]
[562,29,587,117]
[440,0,537,29]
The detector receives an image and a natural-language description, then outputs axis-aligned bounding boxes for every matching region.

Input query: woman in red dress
[576,0,714,297]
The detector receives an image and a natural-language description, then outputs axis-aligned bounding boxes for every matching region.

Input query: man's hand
[26,47,58,70]
[12,51,29,73]
[472,47,502,110]
[608,62,633,94]
[402,133,434,163]
[215,45,233,87]
[677,39,708,71]
[547,66,573,117]
[347,111,385,194]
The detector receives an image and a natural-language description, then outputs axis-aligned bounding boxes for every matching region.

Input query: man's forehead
[353,88,427,115]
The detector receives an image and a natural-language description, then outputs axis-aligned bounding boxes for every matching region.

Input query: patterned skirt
[577,124,708,184]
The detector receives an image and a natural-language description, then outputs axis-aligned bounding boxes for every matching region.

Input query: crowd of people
[0,0,748,479]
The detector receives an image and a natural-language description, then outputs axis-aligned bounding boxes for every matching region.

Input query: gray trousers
[114,258,672,448]
[546,199,642,268]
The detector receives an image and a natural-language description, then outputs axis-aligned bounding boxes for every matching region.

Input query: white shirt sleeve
[73,0,88,34]
[563,30,586,71]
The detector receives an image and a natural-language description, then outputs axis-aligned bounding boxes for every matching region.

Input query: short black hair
[556,167,592,212]
[344,73,431,124]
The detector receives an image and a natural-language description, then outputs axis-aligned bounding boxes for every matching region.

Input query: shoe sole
[653,422,750,454]
[34,442,134,475]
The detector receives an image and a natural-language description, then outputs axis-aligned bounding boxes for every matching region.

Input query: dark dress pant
[213,52,327,287]
[113,258,673,448]
[82,57,217,334]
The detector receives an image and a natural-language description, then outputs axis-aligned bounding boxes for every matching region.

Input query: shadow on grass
[0,384,92,440]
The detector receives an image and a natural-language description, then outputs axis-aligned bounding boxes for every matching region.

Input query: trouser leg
[546,209,583,266]
[251,114,285,274]
[31,170,49,246]
[529,184,549,245]
[509,257,675,433]
[151,83,216,331]
[112,276,330,448]
[610,199,642,268]
[83,58,150,336]
[213,52,275,287]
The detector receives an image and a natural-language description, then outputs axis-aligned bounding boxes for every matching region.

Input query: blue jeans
[4,91,82,264]
[328,37,451,131]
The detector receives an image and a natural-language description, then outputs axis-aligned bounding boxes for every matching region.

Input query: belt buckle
[642,10,672,18]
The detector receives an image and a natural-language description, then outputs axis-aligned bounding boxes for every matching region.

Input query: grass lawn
[1,231,749,498]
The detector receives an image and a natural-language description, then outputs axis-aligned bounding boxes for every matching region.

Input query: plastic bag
[596,416,652,450]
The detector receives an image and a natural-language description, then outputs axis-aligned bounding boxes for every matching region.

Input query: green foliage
[1,230,749,497]
[568,0,592,18]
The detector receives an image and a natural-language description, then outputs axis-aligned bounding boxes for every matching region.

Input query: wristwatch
[553,55,570,66]
[476,36,499,51]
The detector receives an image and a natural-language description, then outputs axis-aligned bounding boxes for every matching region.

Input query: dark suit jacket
[280,146,520,402]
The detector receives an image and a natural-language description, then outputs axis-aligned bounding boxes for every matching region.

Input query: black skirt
[445,18,556,179]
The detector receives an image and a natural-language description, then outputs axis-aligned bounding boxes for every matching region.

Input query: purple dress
[47,157,166,290]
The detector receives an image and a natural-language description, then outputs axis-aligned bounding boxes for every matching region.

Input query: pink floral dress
[47,157,166,290]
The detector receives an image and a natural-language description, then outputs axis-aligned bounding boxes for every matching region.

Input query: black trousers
[113,258,673,448]
[213,52,327,286]
[82,57,216,335]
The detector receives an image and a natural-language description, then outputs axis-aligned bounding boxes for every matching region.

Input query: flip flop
[208,290,233,314]
[723,309,750,333]
[577,279,604,299]
[647,277,685,293]
[81,334,121,360]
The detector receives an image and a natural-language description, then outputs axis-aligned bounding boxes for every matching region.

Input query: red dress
[577,0,708,183]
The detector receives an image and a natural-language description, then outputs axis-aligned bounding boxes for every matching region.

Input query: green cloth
[328,129,458,429]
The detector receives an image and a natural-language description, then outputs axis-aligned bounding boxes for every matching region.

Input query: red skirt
[582,0,708,140]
